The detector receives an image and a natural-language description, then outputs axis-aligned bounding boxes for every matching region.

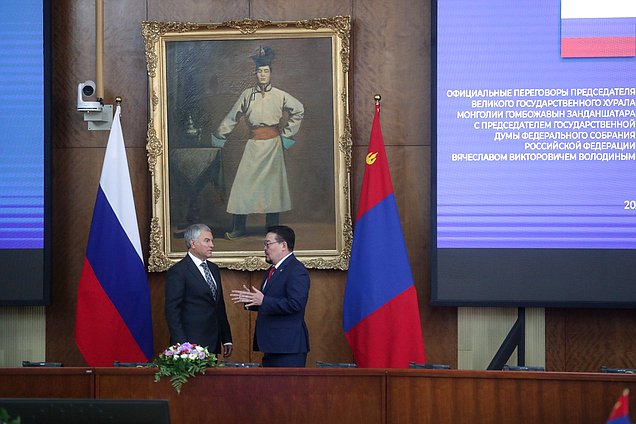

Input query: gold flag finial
[115,96,123,117]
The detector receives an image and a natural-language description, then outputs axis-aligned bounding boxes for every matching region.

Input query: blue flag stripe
[85,187,153,358]
[343,193,414,332]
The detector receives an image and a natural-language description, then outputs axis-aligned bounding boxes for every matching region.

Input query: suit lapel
[262,269,272,292]
[262,266,279,293]
[263,255,293,293]
[186,256,215,301]
[208,262,221,299]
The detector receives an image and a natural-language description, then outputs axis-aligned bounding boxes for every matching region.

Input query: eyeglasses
[263,240,283,248]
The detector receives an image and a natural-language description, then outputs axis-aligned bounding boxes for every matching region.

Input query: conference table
[2,367,635,423]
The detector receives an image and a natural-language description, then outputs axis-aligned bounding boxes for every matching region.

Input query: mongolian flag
[561,0,636,58]
[343,100,426,368]
[75,105,154,366]
[607,388,631,424]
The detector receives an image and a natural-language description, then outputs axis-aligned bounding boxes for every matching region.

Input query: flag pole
[115,96,122,116]
[374,94,381,108]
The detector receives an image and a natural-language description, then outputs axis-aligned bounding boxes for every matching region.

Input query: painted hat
[250,46,275,67]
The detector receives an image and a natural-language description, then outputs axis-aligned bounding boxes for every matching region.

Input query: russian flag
[343,101,425,368]
[75,105,154,366]
[561,0,636,58]
[607,389,631,424]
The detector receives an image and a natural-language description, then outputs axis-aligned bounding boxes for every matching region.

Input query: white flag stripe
[562,0,636,19]
[99,105,144,262]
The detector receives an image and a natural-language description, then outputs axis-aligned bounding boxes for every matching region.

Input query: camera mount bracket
[83,104,113,131]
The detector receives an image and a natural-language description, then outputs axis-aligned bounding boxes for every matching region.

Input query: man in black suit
[165,224,233,358]
[230,225,310,367]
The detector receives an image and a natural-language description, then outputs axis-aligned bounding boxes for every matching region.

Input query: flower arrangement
[0,407,20,424]
[153,342,218,394]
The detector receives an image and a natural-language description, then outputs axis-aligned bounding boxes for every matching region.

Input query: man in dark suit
[230,225,310,367]
[165,224,233,358]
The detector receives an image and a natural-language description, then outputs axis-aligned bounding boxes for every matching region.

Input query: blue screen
[0,2,44,249]
[433,0,636,306]
[437,0,636,250]
[0,1,49,305]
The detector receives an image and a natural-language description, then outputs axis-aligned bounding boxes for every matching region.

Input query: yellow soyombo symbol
[366,152,378,165]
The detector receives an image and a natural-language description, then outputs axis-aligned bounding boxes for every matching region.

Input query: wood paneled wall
[47,0,636,371]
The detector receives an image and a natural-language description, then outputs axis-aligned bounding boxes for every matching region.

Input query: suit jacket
[165,255,232,354]
[253,254,310,354]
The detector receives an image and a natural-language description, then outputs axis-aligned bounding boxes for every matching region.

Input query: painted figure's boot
[225,214,247,240]
[265,213,279,230]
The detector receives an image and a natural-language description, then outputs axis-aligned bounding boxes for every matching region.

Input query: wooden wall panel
[0,368,94,398]
[148,271,169,352]
[251,0,352,20]
[304,270,353,365]
[102,1,153,149]
[351,0,430,147]
[547,309,636,372]
[388,370,636,424]
[545,308,567,371]
[95,368,386,424]
[146,0,249,22]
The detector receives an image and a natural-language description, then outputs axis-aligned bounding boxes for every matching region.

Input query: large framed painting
[142,17,352,271]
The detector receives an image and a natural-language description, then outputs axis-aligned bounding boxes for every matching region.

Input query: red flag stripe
[356,104,394,221]
[562,37,636,58]
[345,286,425,368]
[75,259,148,366]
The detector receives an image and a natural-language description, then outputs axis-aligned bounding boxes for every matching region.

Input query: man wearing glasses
[230,225,310,367]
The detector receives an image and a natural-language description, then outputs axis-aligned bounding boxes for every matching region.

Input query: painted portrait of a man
[144,19,351,270]
[212,46,305,240]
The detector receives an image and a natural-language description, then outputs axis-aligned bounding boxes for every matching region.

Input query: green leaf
[0,407,21,424]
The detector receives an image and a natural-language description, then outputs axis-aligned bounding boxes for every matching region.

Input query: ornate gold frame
[142,17,352,272]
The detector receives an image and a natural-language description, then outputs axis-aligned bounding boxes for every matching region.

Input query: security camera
[81,81,95,97]
[77,80,102,112]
